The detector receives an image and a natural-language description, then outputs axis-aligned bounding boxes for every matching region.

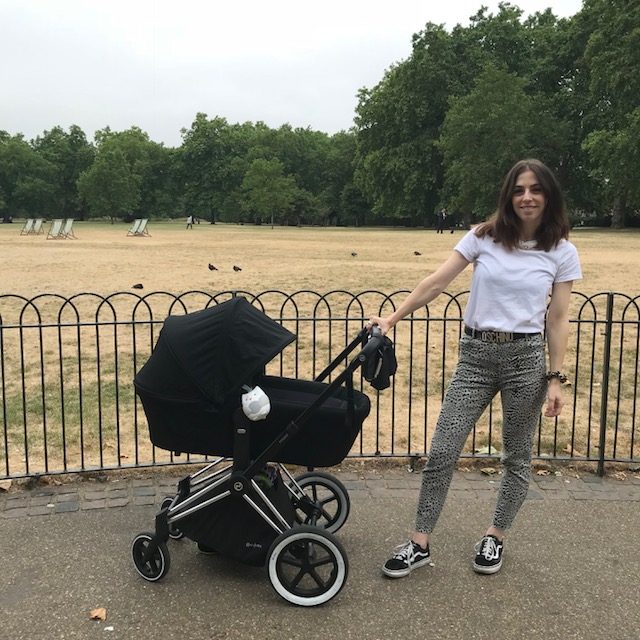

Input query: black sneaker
[473,535,504,574]
[382,540,431,578]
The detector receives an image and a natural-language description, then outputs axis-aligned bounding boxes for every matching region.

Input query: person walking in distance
[368,159,582,577]
[436,208,447,234]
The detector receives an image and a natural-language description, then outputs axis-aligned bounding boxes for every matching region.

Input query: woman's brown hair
[474,159,570,251]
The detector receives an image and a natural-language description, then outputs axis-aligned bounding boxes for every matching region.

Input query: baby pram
[130,297,391,606]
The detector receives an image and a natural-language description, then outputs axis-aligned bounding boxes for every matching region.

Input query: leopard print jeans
[416,334,547,533]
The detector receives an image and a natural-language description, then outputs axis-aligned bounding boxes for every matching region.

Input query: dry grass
[1,220,639,476]
[4,220,639,297]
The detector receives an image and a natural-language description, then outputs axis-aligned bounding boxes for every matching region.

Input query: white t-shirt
[454,229,582,333]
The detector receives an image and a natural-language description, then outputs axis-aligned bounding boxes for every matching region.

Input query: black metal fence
[1,290,638,480]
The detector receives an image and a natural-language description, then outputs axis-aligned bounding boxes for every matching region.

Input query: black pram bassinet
[130,297,393,607]
[134,297,371,466]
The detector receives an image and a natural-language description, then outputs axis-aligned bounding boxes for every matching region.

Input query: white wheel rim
[268,531,346,606]
[132,534,166,582]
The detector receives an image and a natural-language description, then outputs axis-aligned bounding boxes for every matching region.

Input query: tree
[77,148,140,221]
[339,182,370,226]
[31,125,94,219]
[354,4,600,226]
[243,123,339,223]
[136,142,181,219]
[438,65,539,220]
[76,126,176,221]
[240,158,298,225]
[179,114,253,222]
[0,133,57,218]
[354,23,458,225]
[320,132,369,226]
[523,9,601,213]
[583,108,640,226]
[581,0,640,226]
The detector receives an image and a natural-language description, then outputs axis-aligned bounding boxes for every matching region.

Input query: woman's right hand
[367,316,392,336]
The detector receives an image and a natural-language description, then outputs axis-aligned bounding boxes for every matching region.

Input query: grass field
[1,220,639,477]
[2,220,639,297]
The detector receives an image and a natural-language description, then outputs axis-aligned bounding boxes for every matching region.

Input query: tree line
[1,0,637,228]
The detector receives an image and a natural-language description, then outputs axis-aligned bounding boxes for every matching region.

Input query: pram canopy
[135,297,296,410]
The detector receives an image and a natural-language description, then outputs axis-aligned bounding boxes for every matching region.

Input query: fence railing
[1,290,638,479]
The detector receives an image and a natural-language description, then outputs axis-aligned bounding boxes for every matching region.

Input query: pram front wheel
[291,472,350,533]
[267,525,348,607]
[161,496,185,540]
[131,532,171,582]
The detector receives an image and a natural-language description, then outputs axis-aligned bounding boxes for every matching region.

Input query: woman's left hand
[544,382,564,417]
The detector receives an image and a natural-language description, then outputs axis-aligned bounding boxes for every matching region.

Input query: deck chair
[61,218,77,239]
[46,219,65,239]
[32,218,45,235]
[127,219,142,236]
[20,219,34,235]
[129,218,150,237]
[136,218,150,236]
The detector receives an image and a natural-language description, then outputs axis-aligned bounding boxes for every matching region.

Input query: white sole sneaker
[382,554,431,578]
[472,558,503,574]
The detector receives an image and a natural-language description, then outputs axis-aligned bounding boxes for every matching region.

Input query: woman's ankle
[412,532,429,549]
[485,526,505,542]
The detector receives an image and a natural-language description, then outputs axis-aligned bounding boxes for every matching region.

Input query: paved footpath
[1,464,639,640]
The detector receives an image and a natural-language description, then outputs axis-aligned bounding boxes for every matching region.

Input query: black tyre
[131,532,171,582]
[291,472,350,533]
[267,525,348,607]
[161,496,184,540]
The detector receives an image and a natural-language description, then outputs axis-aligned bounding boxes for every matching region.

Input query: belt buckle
[481,330,513,343]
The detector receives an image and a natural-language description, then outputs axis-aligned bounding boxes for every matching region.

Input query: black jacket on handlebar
[363,335,397,391]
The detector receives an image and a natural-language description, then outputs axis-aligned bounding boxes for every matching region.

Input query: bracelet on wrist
[545,370,568,383]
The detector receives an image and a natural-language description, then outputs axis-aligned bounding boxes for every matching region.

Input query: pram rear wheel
[131,532,171,581]
[267,525,348,607]
[292,472,350,533]
[161,496,185,540]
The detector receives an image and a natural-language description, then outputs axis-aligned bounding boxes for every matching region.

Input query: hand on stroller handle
[357,323,382,343]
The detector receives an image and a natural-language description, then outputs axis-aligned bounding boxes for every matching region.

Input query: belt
[464,326,540,343]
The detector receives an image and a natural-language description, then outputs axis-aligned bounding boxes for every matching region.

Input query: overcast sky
[1,0,584,147]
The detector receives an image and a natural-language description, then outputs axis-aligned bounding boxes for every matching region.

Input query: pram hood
[134,297,296,410]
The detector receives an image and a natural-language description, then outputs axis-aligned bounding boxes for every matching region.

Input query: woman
[368,159,582,577]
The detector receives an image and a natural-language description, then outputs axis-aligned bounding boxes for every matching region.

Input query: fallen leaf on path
[0,479,11,492]
[536,469,551,476]
[89,608,107,621]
